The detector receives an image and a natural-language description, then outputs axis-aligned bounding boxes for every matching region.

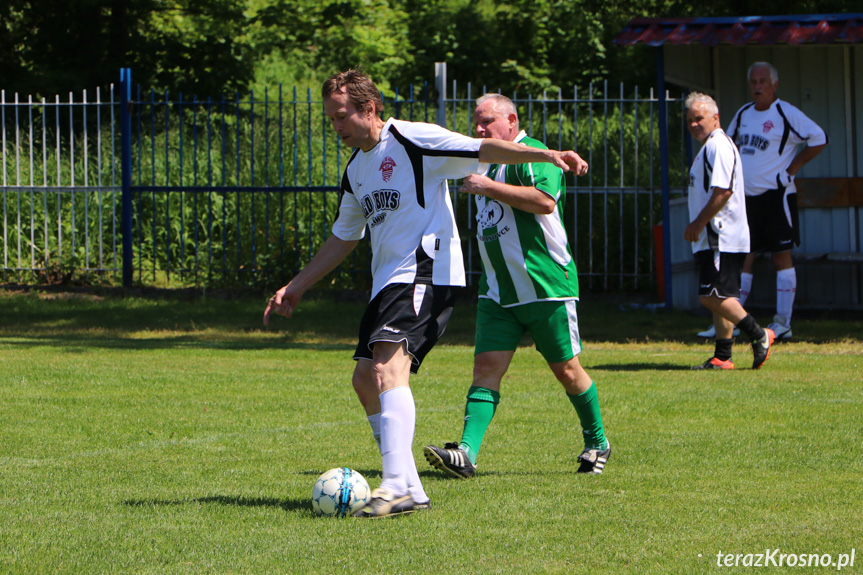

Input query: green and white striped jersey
[475,131,579,307]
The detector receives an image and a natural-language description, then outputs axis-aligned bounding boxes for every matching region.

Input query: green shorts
[475,298,582,364]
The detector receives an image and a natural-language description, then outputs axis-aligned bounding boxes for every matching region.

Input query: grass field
[1,287,861,574]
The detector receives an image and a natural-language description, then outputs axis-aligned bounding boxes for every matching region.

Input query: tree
[247,0,415,98]
[3,0,860,98]
[0,0,254,97]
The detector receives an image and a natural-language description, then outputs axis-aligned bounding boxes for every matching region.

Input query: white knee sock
[367,413,382,452]
[776,268,796,323]
[405,454,428,503]
[369,410,428,504]
[739,272,753,307]
[378,386,424,500]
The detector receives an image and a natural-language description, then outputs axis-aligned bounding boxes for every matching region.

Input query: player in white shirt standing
[684,93,775,370]
[697,62,828,340]
[263,70,588,517]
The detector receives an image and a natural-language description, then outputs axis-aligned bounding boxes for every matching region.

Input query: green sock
[459,386,500,465]
[567,382,607,450]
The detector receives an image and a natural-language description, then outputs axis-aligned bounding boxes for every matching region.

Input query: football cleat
[697,324,740,338]
[351,488,423,518]
[752,328,775,370]
[767,315,793,340]
[423,442,476,479]
[577,441,611,474]
[692,357,735,370]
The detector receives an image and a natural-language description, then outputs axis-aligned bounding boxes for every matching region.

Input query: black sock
[737,314,765,342]
[714,338,734,361]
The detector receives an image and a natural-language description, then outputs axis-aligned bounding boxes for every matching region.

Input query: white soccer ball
[311,467,371,517]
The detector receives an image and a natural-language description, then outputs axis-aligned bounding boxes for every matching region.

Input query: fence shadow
[2,288,862,347]
[589,362,692,371]
[0,334,356,352]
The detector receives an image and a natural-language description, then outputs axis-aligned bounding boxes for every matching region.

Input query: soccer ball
[311,467,371,517]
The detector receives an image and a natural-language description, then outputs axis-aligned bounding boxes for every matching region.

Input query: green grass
[1,288,861,574]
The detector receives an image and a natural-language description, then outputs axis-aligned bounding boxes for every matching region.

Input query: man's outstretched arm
[478,138,589,176]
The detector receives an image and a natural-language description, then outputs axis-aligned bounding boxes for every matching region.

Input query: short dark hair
[322,70,384,116]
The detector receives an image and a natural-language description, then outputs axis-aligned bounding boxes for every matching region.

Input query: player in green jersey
[424,94,610,477]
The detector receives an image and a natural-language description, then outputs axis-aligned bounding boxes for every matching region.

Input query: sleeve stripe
[388,123,480,158]
[387,124,428,209]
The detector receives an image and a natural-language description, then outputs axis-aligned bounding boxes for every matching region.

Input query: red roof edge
[613,14,863,46]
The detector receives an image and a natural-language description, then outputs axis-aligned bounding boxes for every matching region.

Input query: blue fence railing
[1,69,689,292]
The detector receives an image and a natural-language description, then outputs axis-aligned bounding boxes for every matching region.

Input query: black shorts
[354,283,457,374]
[695,250,745,298]
[746,185,799,253]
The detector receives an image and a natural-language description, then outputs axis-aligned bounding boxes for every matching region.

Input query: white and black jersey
[727,98,828,196]
[332,118,486,299]
[688,128,749,254]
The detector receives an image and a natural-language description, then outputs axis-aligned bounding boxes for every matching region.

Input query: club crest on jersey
[477,199,510,242]
[379,156,397,182]
[762,120,774,134]
[477,199,511,242]
[477,199,505,230]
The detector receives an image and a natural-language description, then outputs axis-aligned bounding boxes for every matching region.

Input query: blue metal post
[120,68,133,287]
[657,49,673,308]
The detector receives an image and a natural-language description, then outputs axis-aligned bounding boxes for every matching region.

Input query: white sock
[378,386,424,500]
[367,413,382,453]
[368,410,427,501]
[405,456,428,503]
[776,268,796,323]
[739,272,753,307]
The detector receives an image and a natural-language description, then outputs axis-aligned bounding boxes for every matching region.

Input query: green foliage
[0,102,123,285]
[0,89,377,289]
[3,82,689,290]
[246,0,415,98]
[1,0,254,98]
[125,89,371,289]
[445,83,689,291]
[4,0,863,99]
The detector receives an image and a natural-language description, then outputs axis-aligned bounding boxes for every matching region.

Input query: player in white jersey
[263,71,588,517]
[684,93,775,371]
[697,62,827,340]
[424,94,609,479]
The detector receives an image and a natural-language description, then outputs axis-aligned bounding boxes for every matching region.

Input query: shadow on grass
[0,334,355,352]
[123,495,310,513]
[589,362,693,371]
[122,468,386,514]
[3,289,861,347]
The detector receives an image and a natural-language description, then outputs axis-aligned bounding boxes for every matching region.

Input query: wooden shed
[615,14,863,309]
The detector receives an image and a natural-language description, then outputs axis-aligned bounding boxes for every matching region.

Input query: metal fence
[1,88,121,283]
[1,70,689,293]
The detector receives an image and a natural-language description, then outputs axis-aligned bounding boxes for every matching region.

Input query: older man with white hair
[684,92,774,370]
[424,93,610,478]
[697,62,828,340]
